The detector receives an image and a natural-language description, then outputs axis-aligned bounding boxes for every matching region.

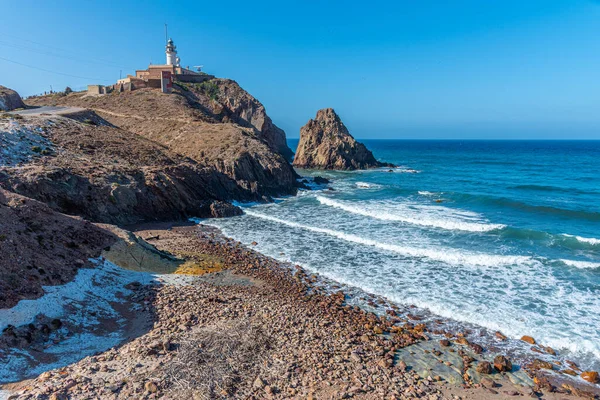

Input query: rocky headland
[293,108,394,170]
[26,80,297,199]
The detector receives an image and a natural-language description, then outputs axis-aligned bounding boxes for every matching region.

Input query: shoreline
[198,221,600,395]
[1,222,599,399]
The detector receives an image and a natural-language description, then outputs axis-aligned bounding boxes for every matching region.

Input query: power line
[0,55,111,82]
[0,40,134,71]
[0,32,136,71]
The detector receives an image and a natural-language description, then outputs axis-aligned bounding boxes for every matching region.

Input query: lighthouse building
[96,37,214,95]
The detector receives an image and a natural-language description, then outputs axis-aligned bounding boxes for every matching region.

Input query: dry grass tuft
[164,320,272,399]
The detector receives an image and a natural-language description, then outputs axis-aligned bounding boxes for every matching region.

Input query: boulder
[293,108,394,170]
[581,371,599,384]
[476,361,493,374]
[0,86,25,111]
[521,335,536,345]
[493,355,512,372]
[207,200,243,218]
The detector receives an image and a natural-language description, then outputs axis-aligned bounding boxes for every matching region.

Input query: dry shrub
[165,319,272,399]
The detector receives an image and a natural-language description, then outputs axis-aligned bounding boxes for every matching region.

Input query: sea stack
[293,108,393,170]
[0,85,25,111]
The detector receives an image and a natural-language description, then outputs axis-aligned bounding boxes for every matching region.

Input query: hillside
[27,79,297,197]
[0,188,117,308]
[0,112,249,225]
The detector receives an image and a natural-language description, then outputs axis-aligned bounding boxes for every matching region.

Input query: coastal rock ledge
[293,108,394,170]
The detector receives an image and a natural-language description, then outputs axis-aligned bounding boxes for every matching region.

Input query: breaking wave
[316,196,505,233]
[243,210,533,268]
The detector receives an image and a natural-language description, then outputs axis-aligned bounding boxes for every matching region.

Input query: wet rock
[469,343,483,354]
[495,331,507,341]
[581,371,599,384]
[493,355,512,372]
[50,318,62,330]
[312,176,330,185]
[439,339,450,347]
[521,335,536,345]
[531,359,553,370]
[207,201,243,218]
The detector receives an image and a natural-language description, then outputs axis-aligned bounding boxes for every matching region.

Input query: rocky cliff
[293,108,393,170]
[0,112,248,225]
[185,79,294,160]
[27,81,297,198]
[0,86,25,111]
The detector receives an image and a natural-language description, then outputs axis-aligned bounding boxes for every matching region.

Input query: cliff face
[187,79,294,161]
[27,82,298,198]
[0,113,248,225]
[293,108,393,170]
[0,86,25,111]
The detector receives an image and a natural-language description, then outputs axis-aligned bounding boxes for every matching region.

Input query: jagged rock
[293,108,394,170]
[0,86,25,111]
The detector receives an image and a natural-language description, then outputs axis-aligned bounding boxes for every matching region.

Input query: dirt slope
[0,188,117,308]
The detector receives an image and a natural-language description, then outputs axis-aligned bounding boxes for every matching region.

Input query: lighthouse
[166,38,179,66]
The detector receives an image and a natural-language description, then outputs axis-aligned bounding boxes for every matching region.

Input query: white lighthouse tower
[166,38,179,66]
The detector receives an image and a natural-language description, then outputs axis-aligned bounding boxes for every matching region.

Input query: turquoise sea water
[206,140,600,370]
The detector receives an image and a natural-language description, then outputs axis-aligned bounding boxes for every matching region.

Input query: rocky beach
[4,222,598,400]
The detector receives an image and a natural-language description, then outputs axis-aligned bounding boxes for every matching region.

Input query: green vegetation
[196,81,220,100]
[31,146,42,153]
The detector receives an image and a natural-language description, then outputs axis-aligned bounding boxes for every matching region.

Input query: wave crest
[316,196,505,233]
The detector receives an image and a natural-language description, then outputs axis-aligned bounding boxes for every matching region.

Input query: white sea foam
[561,234,600,246]
[205,208,600,370]
[560,259,600,270]
[316,196,506,232]
[418,191,436,196]
[243,210,533,268]
[356,181,380,189]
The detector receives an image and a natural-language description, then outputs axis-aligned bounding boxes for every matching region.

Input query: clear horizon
[2,0,600,139]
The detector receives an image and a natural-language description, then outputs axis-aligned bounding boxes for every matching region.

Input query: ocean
[205,140,600,370]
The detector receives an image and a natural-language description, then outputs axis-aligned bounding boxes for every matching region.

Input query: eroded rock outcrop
[293,108,393,170]
[0,86,25,111]
[0,113,246,225]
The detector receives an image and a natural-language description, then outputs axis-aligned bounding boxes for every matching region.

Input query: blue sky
[2,0,600,139]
